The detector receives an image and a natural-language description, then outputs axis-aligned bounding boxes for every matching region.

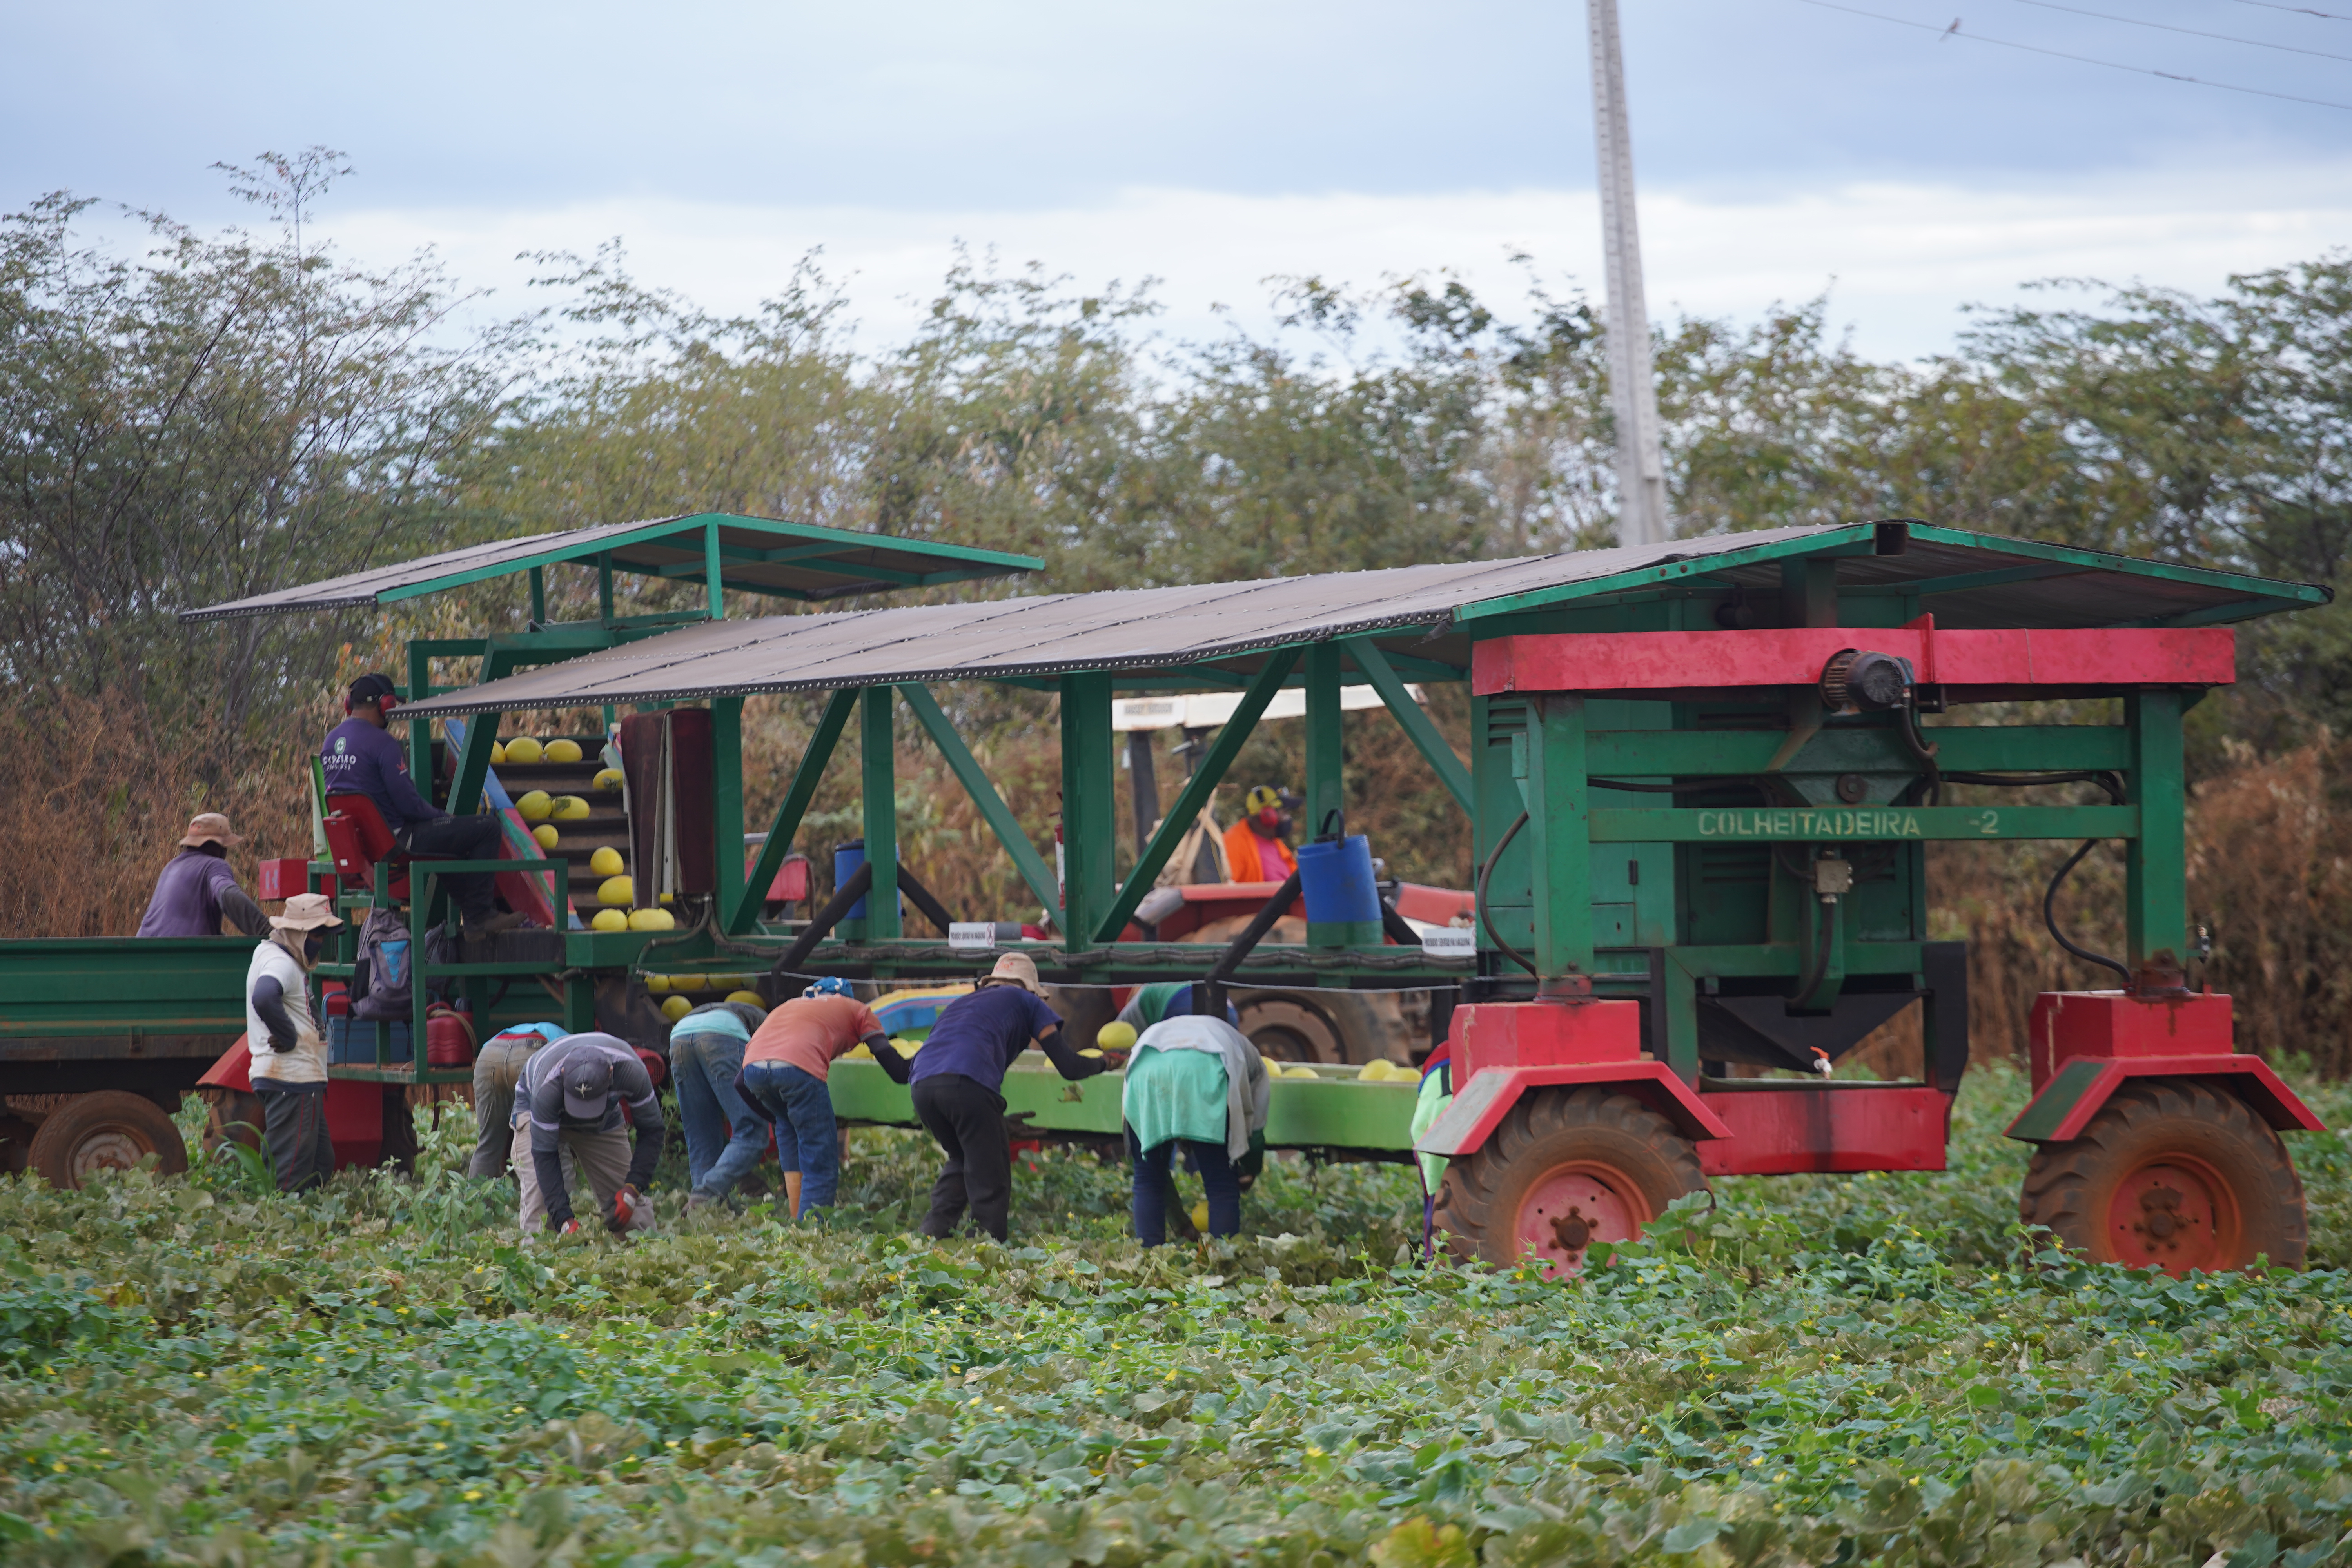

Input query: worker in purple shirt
[868,951,1107,1241]
[320,674,519,933]
[136,813,267,937]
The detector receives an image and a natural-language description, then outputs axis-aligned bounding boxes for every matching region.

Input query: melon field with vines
[4,1063,2350,1567]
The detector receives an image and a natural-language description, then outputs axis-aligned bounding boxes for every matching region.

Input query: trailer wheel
[26,1092,189,1190]
[2019,1080,2306,1274]
[0,1116,34,1175]
[1434,1087,1704,1276]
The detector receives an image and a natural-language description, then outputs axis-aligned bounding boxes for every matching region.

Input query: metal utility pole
[1587,0,1669,548]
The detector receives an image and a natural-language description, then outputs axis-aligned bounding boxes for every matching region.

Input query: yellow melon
[1096,1021,1137,1053]
[490,741,507,764]
[660,996,691,1023]
[503,737,544,765]
[532,824,559,850]
[552,795,590,822]
[544,739,583,764]
[588,847,624,878]
[844,1042,875,1061]
[644,973,671,995]
[726,989,764,1007]
[590,909,628,933]
[515,790,552,822]
[597,875,633,907]
[1189,1201,1210,1232]
[593,768,624,791]
[628,907,677,932]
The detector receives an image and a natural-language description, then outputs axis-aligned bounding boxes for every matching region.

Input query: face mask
[303,935,324,962]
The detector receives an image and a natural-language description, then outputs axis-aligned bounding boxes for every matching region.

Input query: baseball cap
[562,1056,614,1120]
[348,673,400,707]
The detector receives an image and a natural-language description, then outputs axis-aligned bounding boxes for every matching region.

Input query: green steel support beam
[528,566,546,623]
[899,684,1061,919]
[597,554,615,623]
[856,688,900,941]
[1060,671,1117,950]
[1342,636,1472,815]
[712,696,745,926]
[1526,695,1594,978]
[1303,642,1345,840]
[1094,648,1302,942]
[407,641,434,804]
[704,520,724,619]
[448,648,523,817]
[1358,647,1468,682]
[2125,691,2187,977]
[729,690,856,935]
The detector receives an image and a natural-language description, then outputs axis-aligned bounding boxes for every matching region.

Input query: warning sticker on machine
[1695,809,1924,838]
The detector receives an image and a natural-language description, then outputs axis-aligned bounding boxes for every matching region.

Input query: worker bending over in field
[734,976,889,1219]
[321,675,520,935]
[511,1031,664,1236]
[243,892,344,1192]
[667,996,769,1211]
[137,813,267,938]
[1220,785,1298,884]
[466,1021,567,1179]
[1123,1012,1269,1245]
[890,953,1106,1241]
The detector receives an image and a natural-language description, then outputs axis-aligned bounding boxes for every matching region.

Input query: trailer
[6,514,2329,1279]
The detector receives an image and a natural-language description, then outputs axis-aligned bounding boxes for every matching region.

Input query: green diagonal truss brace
[1341,636,1472,816]
[898,683,1063,920]
[728,689,858,935]
[1093,647,1303,942]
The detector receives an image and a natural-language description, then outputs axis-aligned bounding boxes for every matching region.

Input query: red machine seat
[322,794,452,899]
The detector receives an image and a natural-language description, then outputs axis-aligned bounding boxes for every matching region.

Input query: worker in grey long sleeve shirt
[508,1033,665,1236]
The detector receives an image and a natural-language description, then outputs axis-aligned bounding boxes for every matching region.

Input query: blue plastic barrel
[1296,834,1381,926]
[834,841,869,920]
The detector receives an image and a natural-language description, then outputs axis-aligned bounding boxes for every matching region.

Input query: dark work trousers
[911,1073,1011,1241]
[1130,1129,1241,1246]
[380,1087,418,1175]
[252,1080,335,1193]
[399,814,503,920]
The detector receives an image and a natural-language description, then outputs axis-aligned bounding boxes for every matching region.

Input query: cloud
[319,160,2352,363]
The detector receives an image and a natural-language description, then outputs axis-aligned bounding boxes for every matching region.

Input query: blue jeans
[1129,1128,1240,1245]
[740,1061,838,1218]
[671,1031,766,1201]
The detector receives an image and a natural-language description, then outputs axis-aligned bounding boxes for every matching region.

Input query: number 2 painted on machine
[1976,809,2000,835]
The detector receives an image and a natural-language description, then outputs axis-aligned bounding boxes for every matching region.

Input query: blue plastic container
[328,1016,413,1065]
[834,842,869,920]
[833,840,902,922]
[1296,834,1381,926]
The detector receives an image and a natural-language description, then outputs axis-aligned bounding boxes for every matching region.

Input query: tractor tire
[27,1092,189,1190]
[1434,1087,1705,1276]
[2019,1079,2306,1274]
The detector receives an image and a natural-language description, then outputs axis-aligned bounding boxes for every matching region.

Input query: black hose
[1798,892,1835,1006]
[1197,867,1305,1019]
[893,863,957,937]
[1898,704,1942,804]
[1589,776,1771,799]
[1476,811,1538,976]
[1379,897,1421,947]
[2043,838,2132,986]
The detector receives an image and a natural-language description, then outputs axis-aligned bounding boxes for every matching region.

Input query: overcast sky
[13,0,2352,359]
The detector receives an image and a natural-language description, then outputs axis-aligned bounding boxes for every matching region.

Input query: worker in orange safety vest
[1220,784,1298,884]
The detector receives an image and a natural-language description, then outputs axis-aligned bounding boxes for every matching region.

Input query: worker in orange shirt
[1221,785,1298,884]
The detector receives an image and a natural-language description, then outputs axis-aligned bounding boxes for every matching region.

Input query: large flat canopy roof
[397,522,2330,717]
[180,512,1042,622]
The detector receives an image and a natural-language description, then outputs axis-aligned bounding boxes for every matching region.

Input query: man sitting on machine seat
[321,674,522,934]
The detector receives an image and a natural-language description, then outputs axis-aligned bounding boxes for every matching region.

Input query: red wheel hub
[2108,1156,2240,1274]
[1514,1162,1650,1277]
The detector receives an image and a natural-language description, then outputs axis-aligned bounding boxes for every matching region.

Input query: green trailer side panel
[0,939,256,1036]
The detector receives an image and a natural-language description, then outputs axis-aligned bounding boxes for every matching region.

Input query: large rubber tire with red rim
[26,1091,189,1190]
[1434,1087,1705,1275]
[2019,1079,2306,1274]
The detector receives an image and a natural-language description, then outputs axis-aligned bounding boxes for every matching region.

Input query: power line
[1789,0,2352,113]
[2008,0,2352,61]
[2235,0,2352,22]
